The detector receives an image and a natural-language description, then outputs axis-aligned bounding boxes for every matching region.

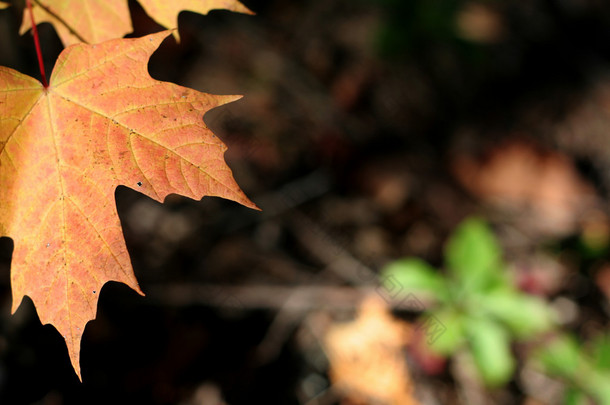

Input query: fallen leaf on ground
[324,296,419,405]
[453,140,595,236]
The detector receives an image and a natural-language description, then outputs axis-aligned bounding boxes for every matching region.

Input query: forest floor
[2,0,610,404]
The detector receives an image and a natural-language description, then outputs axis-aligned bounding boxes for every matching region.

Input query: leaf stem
[26,0,48,88]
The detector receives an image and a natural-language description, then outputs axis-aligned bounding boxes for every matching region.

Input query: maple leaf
[138,0,253,41]
[21,0,253,46]
[0,30,257,379]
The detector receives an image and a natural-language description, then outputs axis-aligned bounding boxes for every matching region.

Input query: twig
[146,283,435,311]
[287,210,379,285]
[147,284,378,310]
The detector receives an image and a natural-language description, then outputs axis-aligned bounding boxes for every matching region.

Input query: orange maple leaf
[0,30,257,379]
[137,0,253,41]
[20,0,253,46]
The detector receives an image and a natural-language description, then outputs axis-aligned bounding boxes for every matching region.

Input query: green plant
[535,333,610,405]
[381,217,554,386]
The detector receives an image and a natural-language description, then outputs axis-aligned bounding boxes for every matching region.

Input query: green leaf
[445,217,503,291]
[425,308,465,355]
[587,374,610,405]
[536,335,610,404]
[536,335,581,378]
[465,317,515,386]
[482,290,554,338]
[380,258,448,302]
[591,334,610,371]
[564,388,587,405]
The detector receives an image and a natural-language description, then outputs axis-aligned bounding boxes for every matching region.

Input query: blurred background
[2,0,610,403]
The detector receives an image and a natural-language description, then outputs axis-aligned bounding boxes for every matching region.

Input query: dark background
[1,0,610,403]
